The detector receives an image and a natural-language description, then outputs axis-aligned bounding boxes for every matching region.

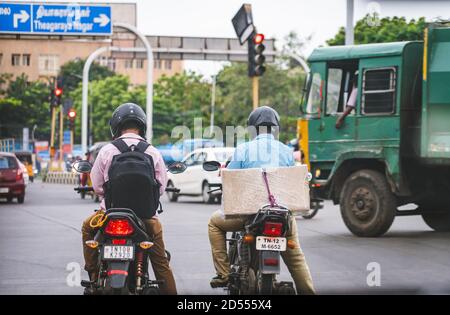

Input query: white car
[166,147,235,203]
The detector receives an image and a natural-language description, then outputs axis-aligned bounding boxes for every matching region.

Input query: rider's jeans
[82,211,177,295]
[208,210,315,295]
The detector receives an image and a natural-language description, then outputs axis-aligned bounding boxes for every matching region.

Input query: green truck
[298,23,450,237]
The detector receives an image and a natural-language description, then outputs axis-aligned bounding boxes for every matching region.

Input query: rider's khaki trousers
[82,211,177,295]
[208,210,316,295]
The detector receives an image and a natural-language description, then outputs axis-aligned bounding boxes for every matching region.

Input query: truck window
[306,73,322,114]
[326,68,343,114]
[362,67,396,115]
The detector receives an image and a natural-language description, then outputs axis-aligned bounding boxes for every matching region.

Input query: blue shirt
[227,134,294,169]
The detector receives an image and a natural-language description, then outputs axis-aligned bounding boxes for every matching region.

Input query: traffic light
[50,76,64,108]
[248,33,266,77]
[68,108,76,130]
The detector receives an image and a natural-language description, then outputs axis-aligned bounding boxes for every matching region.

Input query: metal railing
[0,138,15,152]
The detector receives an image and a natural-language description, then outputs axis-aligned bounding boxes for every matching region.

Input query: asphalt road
[1,180,449,295]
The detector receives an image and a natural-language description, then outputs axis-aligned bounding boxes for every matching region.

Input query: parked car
[166,147,234,203]
[0,152,26,203]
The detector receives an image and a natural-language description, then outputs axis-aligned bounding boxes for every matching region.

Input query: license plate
[256,236,287,251]
[102,245,134,260]
[0,188,9,193]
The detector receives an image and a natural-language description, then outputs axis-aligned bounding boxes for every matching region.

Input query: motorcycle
[204,161,296,295]
[72,160,184,295]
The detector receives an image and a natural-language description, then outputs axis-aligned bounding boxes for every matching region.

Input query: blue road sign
[63,130,71,144]
[0,2,111,35]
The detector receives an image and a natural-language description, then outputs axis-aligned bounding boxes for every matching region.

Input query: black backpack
[104,138,161,219]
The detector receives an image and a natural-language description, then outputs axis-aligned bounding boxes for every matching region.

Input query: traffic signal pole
[59,105,63,170]
[50,107,56,158]
[252,76,259,110]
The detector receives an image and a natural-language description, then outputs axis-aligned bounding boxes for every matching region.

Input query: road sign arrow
[93,13,110,27]
[13,10,30,28]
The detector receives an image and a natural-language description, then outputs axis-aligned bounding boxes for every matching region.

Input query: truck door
[309,63,357,169]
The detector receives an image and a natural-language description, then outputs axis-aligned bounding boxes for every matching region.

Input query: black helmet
[109,103,147,138]
[247,106,280,128]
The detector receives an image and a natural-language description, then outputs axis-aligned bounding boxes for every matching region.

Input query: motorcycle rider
[208,106,315,294]
[81,103,177,295]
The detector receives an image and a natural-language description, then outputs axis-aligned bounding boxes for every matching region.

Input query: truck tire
[422,212,450,232]
[340,169,396,237]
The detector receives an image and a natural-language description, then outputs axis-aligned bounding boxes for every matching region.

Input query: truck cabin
[300,41,423,198]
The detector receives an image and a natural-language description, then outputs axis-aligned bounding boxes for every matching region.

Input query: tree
[69,75,132,143]
[0,74,51,139]
[59,59,115,93]
[327,15,426,46]
[214,62,305,143]
[68,72,212,145]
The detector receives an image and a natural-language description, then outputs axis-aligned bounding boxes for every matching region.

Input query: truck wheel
[340,169,396,237]
[422,212,450,232]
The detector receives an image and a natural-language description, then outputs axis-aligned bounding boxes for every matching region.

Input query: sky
[18,0,450,77]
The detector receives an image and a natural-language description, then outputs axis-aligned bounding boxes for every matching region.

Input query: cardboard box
[221,166,310,216]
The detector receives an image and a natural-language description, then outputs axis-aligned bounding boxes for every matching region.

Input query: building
[0,2,183,86]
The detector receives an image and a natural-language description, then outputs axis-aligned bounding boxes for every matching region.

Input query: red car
[0,152,25,203]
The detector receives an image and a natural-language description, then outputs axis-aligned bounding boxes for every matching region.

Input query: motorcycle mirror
[167,162,187,174]
[72,160,93,174]
[203,161,221,172]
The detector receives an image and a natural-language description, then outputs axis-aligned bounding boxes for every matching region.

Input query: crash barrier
[44,172,78,185]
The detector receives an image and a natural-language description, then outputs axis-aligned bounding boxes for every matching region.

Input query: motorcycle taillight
[262,221,283,237]
[105,219,134,236]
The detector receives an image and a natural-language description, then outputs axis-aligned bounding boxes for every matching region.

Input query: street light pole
[81,23,154,153]
[346,0,355,45]
[209,75,216,136]
[114,23,154,142]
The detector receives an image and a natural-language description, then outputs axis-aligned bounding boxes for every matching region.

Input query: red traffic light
[54,88,63,97]
[68,109,76,119]
[253,33,265,44]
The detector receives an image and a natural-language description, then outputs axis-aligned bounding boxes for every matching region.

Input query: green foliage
[69,75,132,143]
[59,59,115,93]
[327,15,426,46]
[215,63,305,143]
[0,74,51,139]
[1,31,308,146]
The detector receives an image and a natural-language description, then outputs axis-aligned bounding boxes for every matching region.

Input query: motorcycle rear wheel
[142,287,160,295]
[257,273,274,295]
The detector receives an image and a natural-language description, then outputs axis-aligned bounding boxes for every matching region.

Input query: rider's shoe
[210,275,229,288]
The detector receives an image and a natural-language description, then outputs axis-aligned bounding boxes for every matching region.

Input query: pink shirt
[91,133,168,210]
